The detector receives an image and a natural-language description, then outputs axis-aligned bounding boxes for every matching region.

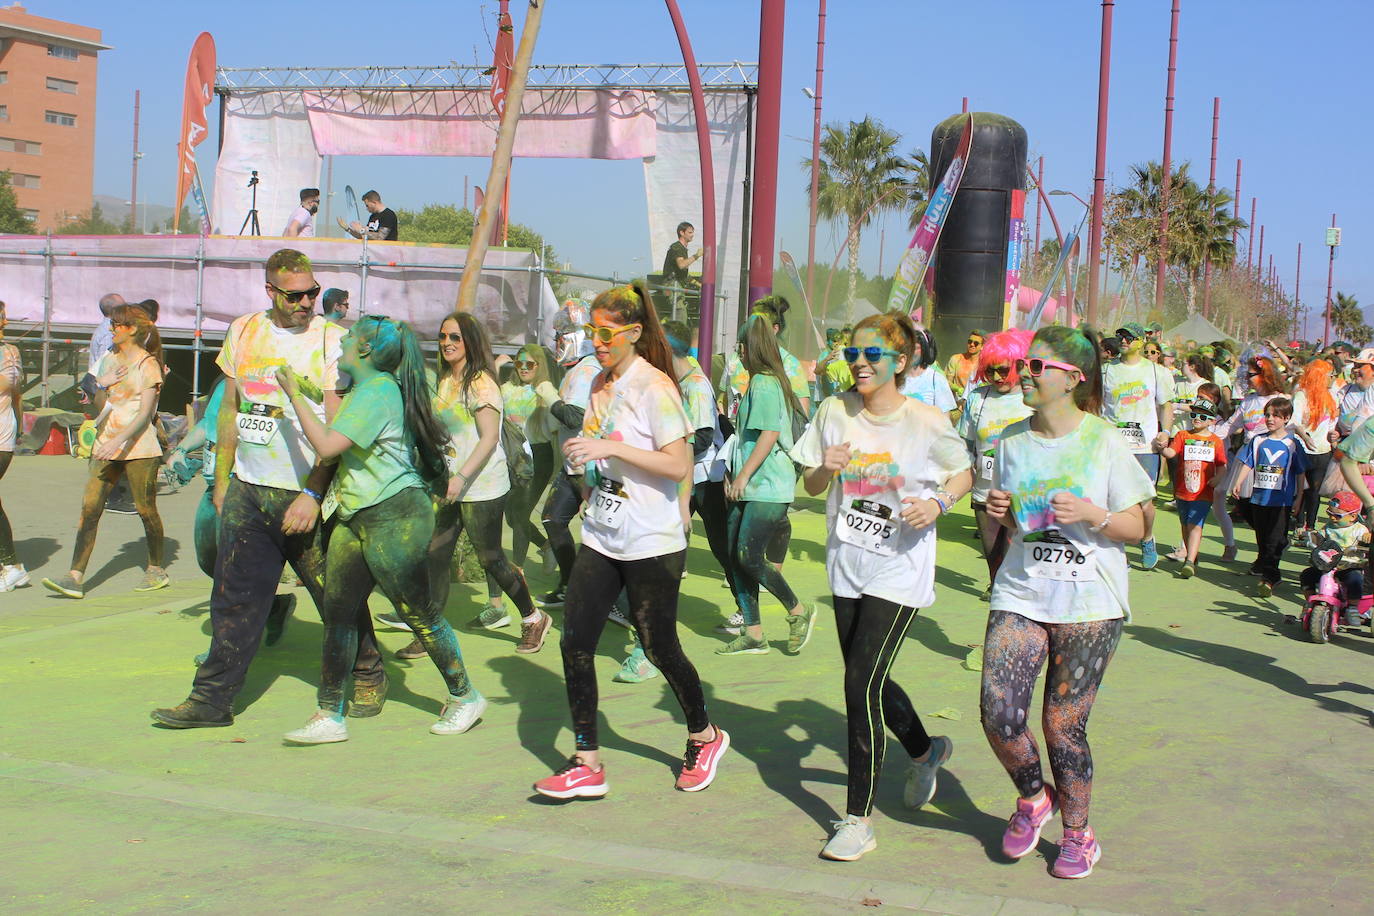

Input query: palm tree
[806,116,908,317]
[1330,292,1371,345]
[905,149,931,231]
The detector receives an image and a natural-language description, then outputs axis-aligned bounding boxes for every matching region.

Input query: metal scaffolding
[215,62,758,92]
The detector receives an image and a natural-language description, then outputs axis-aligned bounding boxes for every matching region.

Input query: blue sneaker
[1140,539,1159,571]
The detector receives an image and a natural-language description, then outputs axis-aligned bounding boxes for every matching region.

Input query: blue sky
[43,0,1372,333]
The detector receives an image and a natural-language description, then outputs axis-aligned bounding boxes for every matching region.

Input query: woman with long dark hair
[43,304,167,598]
[533,283,727,799]
[982,324,1151,879]
[276,316,485,743]
[418,312,548,654]
[719,314,817,656]
[796,310,972,861]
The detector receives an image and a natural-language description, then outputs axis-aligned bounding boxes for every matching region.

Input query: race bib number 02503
[236,404,281,446]
[835,499,898,557]
[1025,529,1097,582]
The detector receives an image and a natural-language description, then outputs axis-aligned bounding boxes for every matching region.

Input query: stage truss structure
[214,62,758,93]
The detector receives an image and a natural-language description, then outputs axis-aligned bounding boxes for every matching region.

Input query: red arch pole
[747,0,786,307]
[1086,0,1114,328]
[1155,0,1180,312]
[665,0,718,365]
[804,0,826,309]
[1202,96,1219,317]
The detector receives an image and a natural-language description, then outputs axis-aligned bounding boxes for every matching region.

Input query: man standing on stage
[339,190,398,241]
[282,188,319,238]
[152,248,385,728]
[662,221,702,290]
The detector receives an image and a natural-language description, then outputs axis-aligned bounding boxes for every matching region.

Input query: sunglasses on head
[1015,357,1082,378]
[269,283,322,303]
[584,322,641,343]
[844,346,901,364]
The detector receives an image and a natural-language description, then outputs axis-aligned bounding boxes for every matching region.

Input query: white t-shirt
[1101,358,1173,454]
[679,362,724,484]
[1291,389,1334,455]
[794,392,970,608]
[958,384,1034,503]
[284,206,315,238]
[434,372,509,501]
[217,311,342,491]
[991,414,1155,624]
[1336,381,1374,436]
[554,354,601,453]
[1215,392,1278,443]
[0,342,20,452]
[899,366,956,412]
[580,356,692,561]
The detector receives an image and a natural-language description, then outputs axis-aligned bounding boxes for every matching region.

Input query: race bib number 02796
[1025,529,1097,582]
[835,499,898,557]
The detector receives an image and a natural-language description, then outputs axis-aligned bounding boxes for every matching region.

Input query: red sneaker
[676,726,730,792]
[533,756,608,799]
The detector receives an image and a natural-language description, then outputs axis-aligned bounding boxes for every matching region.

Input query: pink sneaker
[1002,785,1058,859]
[1051,826,1102,879]
[675,726,730,792]
[533,756,608,799]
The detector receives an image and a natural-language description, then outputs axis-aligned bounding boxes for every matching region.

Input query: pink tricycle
[1301,537,1373,644]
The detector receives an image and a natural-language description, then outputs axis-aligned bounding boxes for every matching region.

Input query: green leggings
[320,487,472,714]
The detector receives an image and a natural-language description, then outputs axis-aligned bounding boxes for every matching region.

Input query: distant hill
[93,194,177,231]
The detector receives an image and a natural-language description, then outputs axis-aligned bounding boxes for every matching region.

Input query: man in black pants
[152,248,384,728]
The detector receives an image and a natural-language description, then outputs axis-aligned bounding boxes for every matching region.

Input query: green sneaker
[785,604,817,655]
[468,603,512,630]
[715,634,769,655]
[613,647,659,683]
[134,567,170,592]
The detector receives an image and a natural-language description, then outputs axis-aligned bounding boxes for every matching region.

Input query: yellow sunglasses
[583,322,641,343]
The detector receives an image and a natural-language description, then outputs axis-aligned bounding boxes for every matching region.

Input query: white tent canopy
[1164,313,1228,344]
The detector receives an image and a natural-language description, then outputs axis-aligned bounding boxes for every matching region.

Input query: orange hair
[1297,358,1337,424]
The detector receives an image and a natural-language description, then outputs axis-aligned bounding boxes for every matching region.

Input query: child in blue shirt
[1230,397,1309,596]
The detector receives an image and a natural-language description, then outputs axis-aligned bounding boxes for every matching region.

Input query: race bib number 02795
[835,499,898,557]
[1025,529,1097,582]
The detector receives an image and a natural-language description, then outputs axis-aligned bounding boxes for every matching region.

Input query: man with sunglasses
[153,248,384,728]
[945,330,985,404]
[1101,322,1175,570]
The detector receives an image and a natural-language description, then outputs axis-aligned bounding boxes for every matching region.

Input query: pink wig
[977,328,1034,385]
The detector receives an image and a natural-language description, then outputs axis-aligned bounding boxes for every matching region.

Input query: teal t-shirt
[732,372,796,503]
[198,380,227,481]
[330,374,424,518]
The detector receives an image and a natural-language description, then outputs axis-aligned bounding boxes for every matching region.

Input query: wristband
[1090,511,1112,533]
[302,487,323,503]
[932,496,948,515]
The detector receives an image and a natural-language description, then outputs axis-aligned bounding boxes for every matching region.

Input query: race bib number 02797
[587,477,627,529]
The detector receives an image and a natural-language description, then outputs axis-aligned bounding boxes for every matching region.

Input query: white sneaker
[714,610,745,635]
[430,692,487,735]
[607,606,632,629]
[0,565,30,591]
[283,712,349,745]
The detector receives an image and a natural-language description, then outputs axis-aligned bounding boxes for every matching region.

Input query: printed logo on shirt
[1110,378,1151,407]
[1013,473,1082,533]
[840,450,904,498]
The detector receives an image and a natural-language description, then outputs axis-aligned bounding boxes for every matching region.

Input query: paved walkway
[2,458,1370,913]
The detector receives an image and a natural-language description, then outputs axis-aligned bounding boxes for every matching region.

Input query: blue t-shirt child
[1239,432,1310,507]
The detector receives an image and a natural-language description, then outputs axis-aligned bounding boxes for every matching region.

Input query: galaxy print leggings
[727,500,800,626]
[320,486,471,714]
[560,546,709,751]
[980,610,1122,830]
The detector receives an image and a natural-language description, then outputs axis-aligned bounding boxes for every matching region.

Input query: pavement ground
[1,457,1371,914]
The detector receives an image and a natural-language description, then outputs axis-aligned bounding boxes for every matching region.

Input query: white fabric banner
[643,91,750,358]
[211,91,324,238]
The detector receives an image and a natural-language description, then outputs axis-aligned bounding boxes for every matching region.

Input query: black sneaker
[105,498,138,515]
[537,585,567,608]
[151,698,233,729]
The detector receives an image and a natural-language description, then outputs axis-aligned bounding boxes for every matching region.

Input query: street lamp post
[1086,0,1114,328]
[1202,96,1219,317]
[805,0,826,310]
[1324,214,1340,346]
[1155,0,1181,312]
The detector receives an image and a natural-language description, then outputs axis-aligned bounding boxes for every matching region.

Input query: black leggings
[980,610,1122,830]
[690,479,739,595]
[1298,450,1333,530]
[833,594,932,816]
[560,546,708,750]
[500,442,554,570]
[541,470,584,587]
[430,494,534,618]
[0,451,14,566]
[321,488,472,713]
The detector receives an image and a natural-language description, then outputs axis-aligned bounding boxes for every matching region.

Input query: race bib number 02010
[1253,464,1282,491]
[835,499,899,557]
[587,477,628,529]
[1025,529,1097,582]
[236,404,281,446]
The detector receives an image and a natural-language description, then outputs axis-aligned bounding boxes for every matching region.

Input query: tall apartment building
[0,3,108,229]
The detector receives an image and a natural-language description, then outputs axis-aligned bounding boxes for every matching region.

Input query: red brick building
[0,3,109,229]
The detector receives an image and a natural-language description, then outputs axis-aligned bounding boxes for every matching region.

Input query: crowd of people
[6,247,1374,880]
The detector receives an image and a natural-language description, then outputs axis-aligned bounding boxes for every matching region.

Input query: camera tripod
[239,170,261,236]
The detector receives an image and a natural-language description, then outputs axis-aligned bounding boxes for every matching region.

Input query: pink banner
[302,89,657,160]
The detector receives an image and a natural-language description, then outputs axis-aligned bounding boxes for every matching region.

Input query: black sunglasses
[987,364,1012,379]
[269,283,322,304]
